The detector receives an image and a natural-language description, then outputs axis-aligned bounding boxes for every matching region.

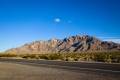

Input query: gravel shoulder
[0,62,119,80]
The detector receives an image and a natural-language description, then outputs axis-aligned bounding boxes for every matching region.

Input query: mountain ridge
[6,35,120,54]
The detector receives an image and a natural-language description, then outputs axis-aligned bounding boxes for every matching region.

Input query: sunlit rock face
[6,35,120,54]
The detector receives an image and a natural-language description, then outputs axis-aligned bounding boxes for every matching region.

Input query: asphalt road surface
[0,58,120,80]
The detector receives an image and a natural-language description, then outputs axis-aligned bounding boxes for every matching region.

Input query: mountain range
[6,35,120,54]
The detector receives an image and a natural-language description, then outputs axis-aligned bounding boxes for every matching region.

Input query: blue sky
[0,0,120,51]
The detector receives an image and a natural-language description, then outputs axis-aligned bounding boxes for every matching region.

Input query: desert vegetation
[0,51,120,63]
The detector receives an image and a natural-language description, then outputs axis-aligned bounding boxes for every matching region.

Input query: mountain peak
[6,35,120,54]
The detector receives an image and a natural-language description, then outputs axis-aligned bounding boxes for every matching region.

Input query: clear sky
[0,0,120,51]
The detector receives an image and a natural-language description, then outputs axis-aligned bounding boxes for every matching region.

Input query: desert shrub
[21,54,41,59]
[39,54,49,60]
[0,51,120,63]
[21,54,31,59]
[46,53,63,60]
[93,53,106,62]
[0,53,17,57]
[65,57,74,61]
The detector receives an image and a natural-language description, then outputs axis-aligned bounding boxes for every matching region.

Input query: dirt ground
[0,62,119,80]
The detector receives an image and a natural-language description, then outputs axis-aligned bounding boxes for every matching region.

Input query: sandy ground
[0,62,119,80]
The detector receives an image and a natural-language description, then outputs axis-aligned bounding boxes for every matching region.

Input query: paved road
[0,58,120,80]
[0,62,119,80]
[0,58,120,73]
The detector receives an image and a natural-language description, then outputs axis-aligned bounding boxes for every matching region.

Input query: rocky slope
[6,35,120,54]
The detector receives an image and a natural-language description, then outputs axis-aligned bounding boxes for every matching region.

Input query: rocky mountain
[6,35,120,54]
